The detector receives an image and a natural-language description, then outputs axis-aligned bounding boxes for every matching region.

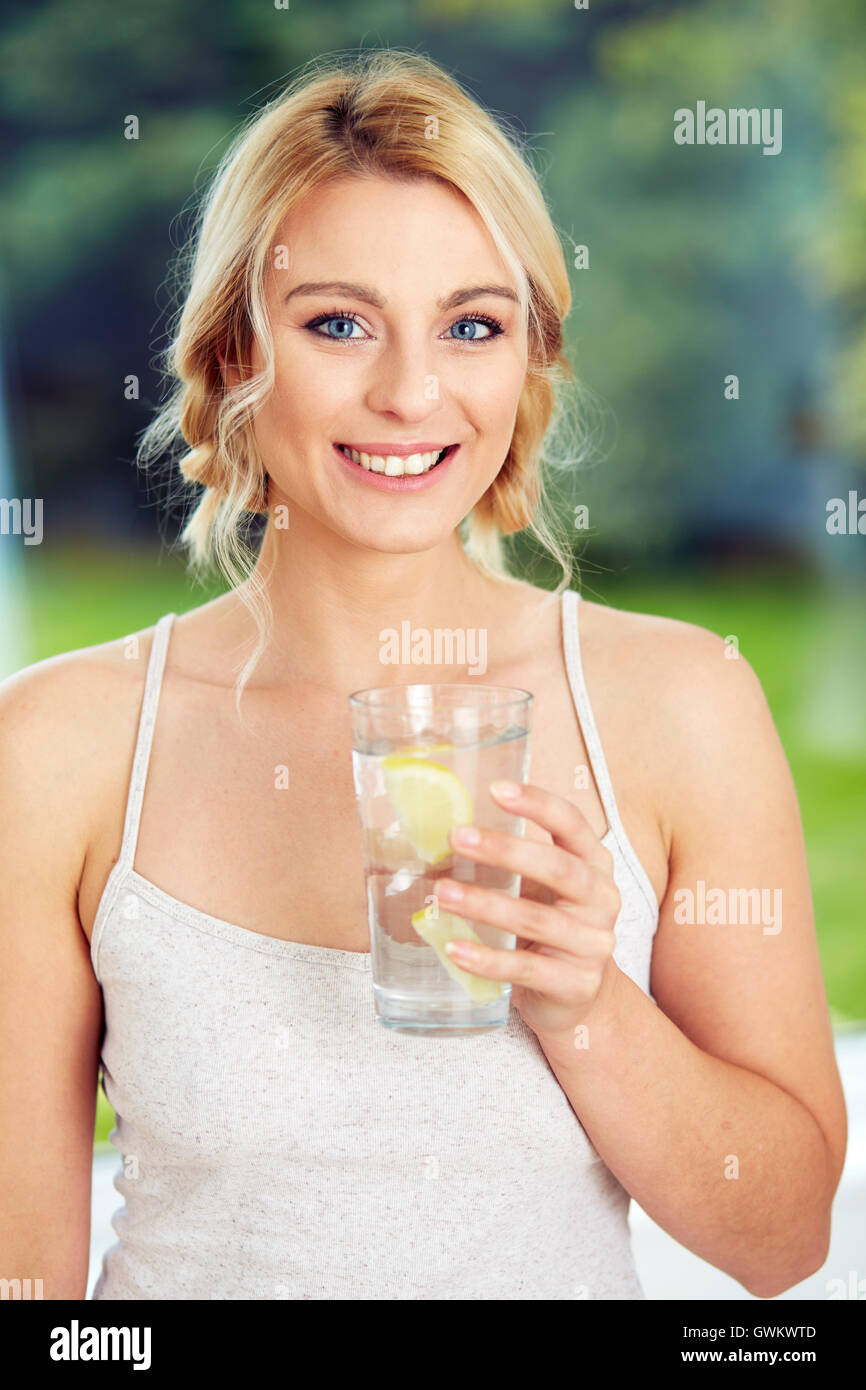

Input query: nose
[364,330,440,422]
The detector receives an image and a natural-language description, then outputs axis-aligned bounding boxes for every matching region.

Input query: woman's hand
[435,780,621,1045]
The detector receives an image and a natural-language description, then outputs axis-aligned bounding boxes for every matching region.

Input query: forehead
[270,174,517,297]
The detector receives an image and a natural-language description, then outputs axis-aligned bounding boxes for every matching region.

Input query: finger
[435,880,616,957]
[449,822,616,912]
[444,936,605,1002]
[488,780,613,872]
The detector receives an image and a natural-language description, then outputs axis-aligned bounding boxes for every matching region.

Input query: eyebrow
[284,280,520,311]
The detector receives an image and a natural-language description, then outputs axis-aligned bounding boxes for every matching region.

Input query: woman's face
[247,174,528,554]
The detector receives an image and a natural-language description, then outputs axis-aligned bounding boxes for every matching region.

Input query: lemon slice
[411,907,501,1003]
[382,756,473,865]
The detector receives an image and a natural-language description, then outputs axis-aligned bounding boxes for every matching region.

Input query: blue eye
[307,313,365,340]
[303,308,505,344]
[447,314,504,342]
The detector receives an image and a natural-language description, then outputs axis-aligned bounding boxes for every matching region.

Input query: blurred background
[1,0,863,1298]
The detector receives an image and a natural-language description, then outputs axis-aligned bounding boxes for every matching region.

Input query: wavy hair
[139,47,584,711]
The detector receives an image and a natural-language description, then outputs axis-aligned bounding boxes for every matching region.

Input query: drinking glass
[348,683,533,1035]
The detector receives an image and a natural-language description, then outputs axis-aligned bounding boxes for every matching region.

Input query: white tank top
[90,589,659,1300]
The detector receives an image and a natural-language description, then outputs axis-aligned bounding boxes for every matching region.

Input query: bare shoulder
[0,622,165,873]
[577,590,733,655]
[507,579,771,745]
[0,622,161,752]
[577,593,768,711]
[576,594,782,845]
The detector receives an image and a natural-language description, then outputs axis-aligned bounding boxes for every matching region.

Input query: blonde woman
[0,49,846,1301]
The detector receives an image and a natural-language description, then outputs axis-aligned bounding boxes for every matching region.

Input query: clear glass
[348,683,533,1036]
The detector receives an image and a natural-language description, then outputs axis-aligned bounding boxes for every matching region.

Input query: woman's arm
[535,623,847,1297]
[440,616,847,1298]
[0,659,105,1300]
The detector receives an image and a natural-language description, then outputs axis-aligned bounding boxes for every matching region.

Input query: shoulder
[577,593,785,843]
[0,622,166,866]
[0,621,163,745]
[513,579,773,744]
[508,579,768,711]
[577,593,767,701]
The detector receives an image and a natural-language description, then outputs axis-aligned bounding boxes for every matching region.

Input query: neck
[228,508,509,691]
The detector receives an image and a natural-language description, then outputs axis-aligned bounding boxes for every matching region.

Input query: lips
[332,441,460,491]
[336,444,451,477]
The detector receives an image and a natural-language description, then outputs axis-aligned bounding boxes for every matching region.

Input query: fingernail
[452,826,481,846]
[445,940,475,960]
[437,880,463,903]
[490,780,521,800]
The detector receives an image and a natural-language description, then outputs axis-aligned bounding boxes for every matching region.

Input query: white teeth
[339,445,447,476]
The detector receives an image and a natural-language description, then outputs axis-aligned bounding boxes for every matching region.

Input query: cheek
[260,342,354,439]
[459,354,526,434]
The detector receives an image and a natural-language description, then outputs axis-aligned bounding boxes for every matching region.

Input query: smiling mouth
[336,444,454,476]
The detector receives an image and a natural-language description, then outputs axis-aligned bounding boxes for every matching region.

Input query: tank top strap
[560,589,658,916]
[117,612,177,871]
[560,590,621,831]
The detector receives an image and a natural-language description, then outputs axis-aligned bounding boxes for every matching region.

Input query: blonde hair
[139,47,584,710]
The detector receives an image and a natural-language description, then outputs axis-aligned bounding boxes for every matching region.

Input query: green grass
[11,543,863,1147]
[22,539,223,653]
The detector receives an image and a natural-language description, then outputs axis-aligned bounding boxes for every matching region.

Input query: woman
[0,49,846,1300]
